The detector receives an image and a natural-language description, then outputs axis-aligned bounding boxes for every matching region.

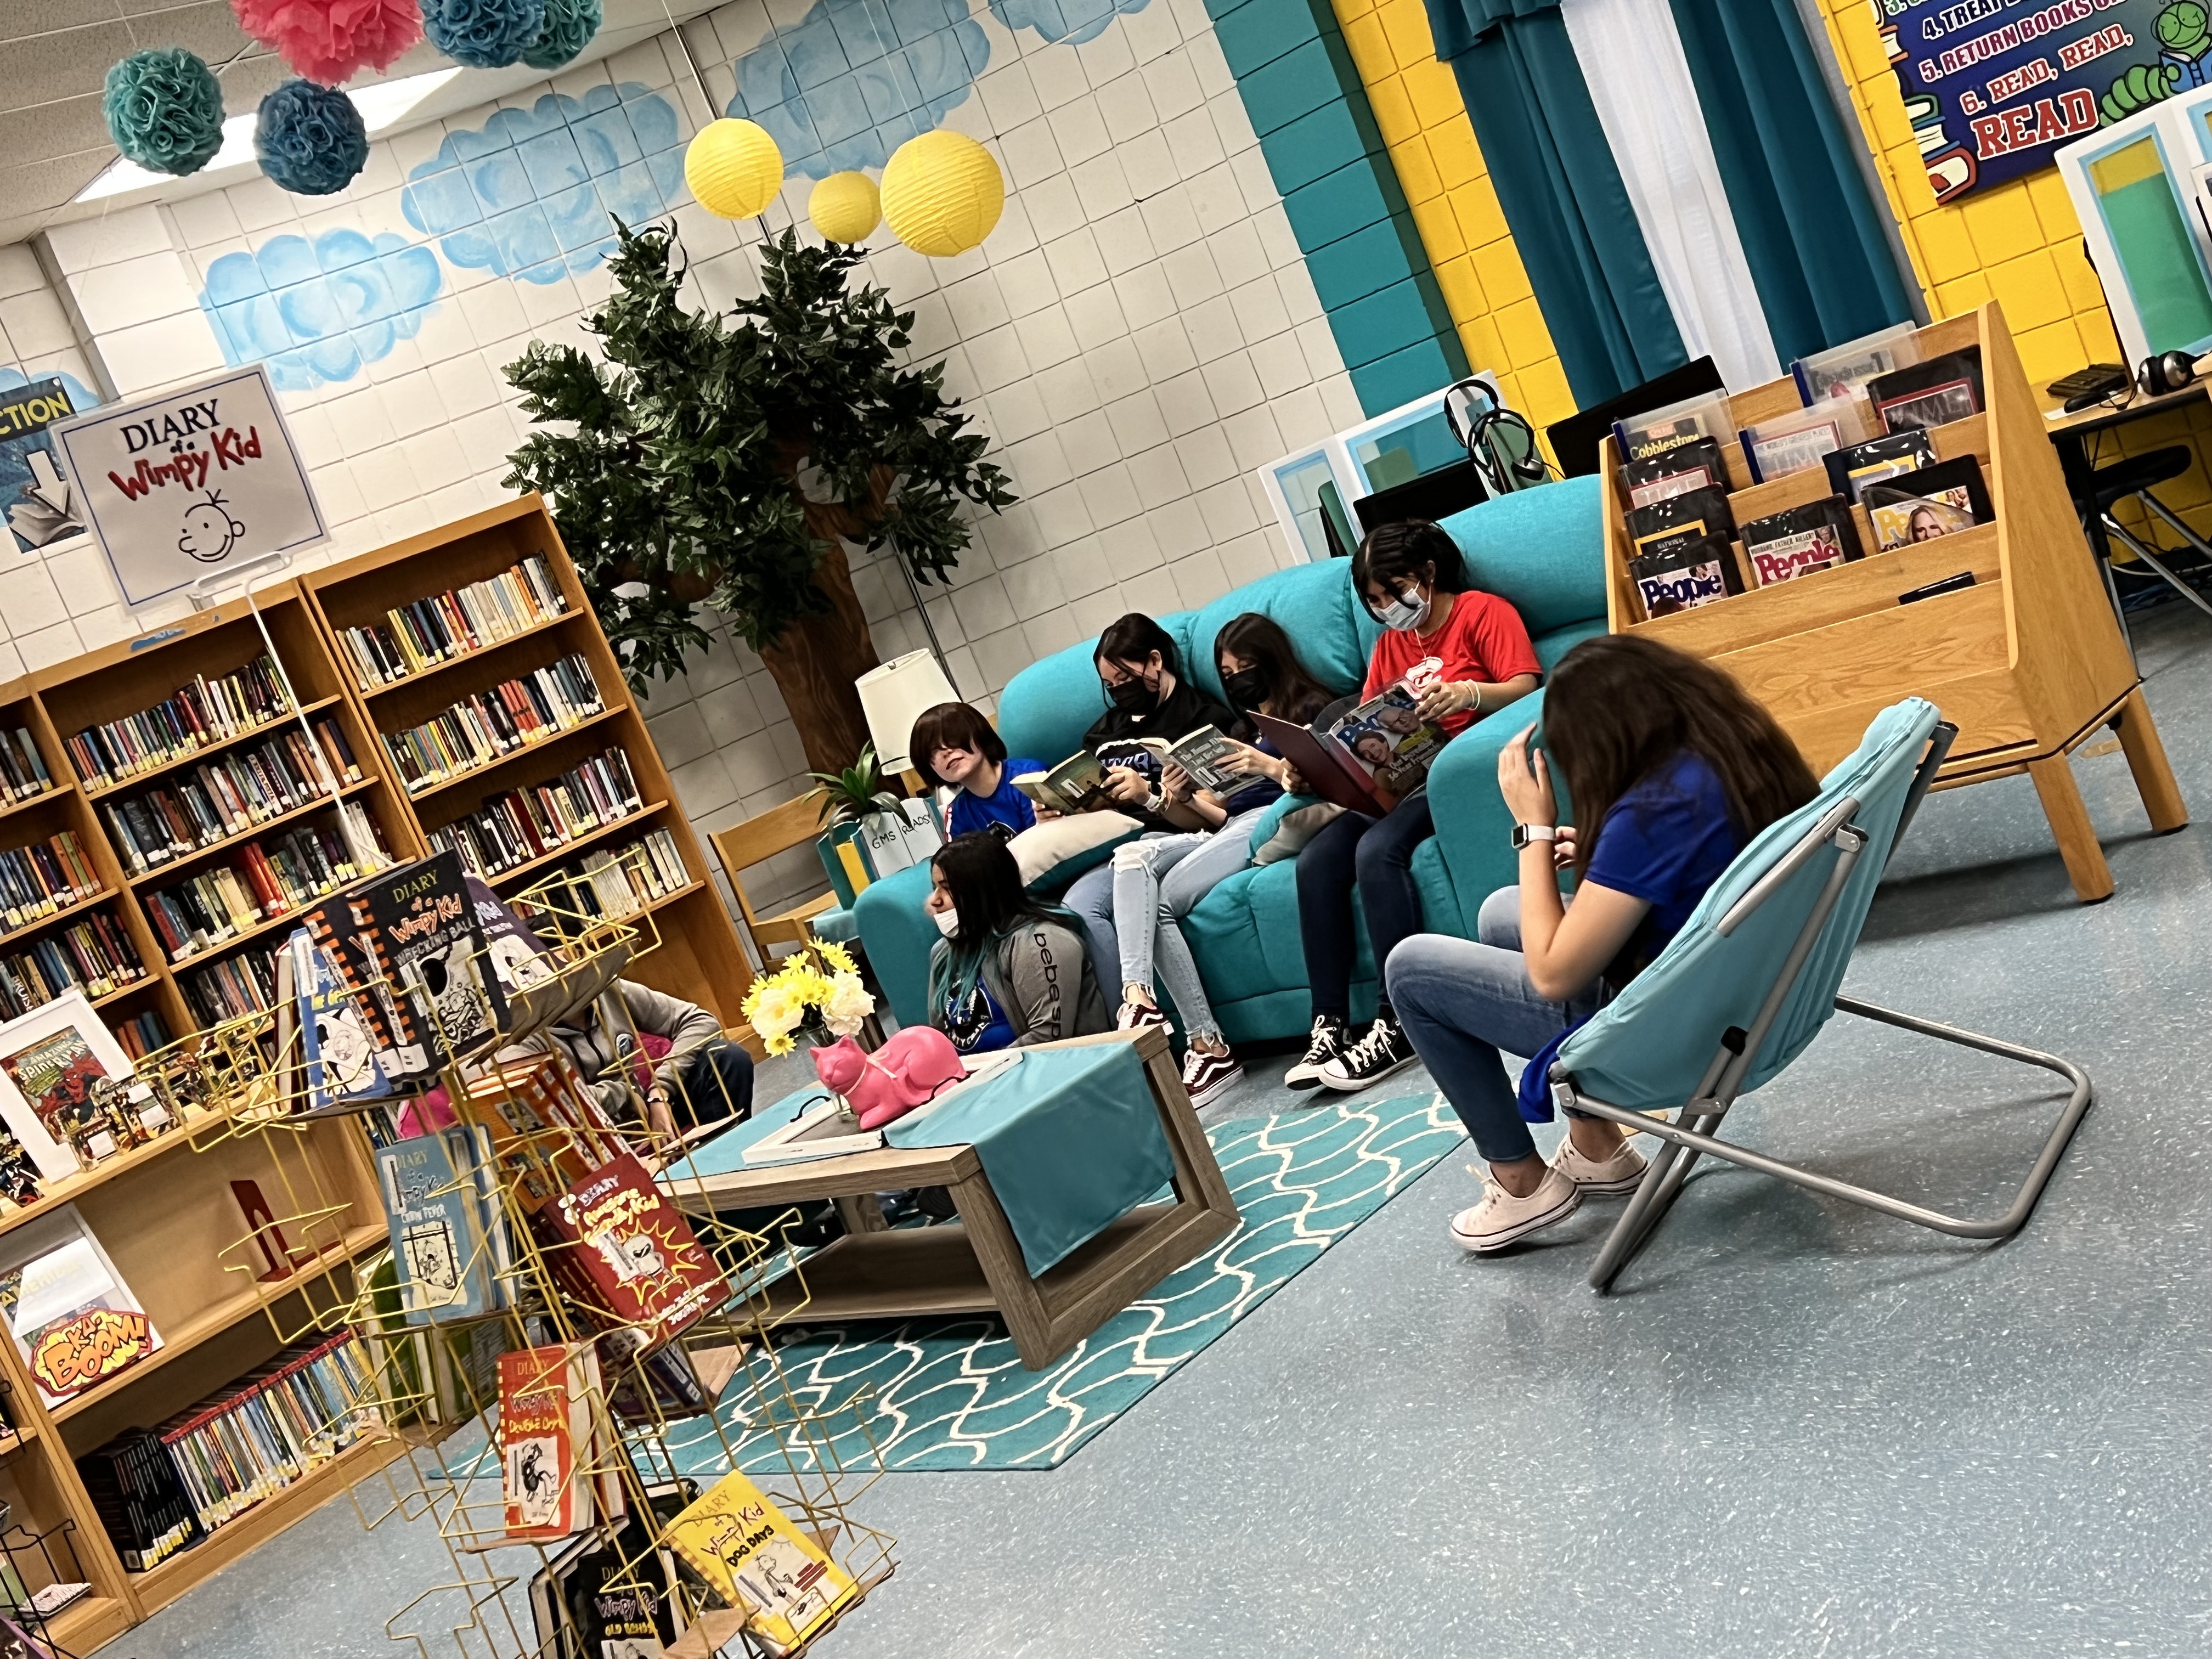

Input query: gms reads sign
[50,364,327,608]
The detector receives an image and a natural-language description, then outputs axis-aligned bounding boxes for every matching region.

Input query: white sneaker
[1284,1014,1347,1090]
[1117,998,1171,1036]
[1448,1166,1582,1254]
[1179,1046,1244,1109]
[1550,1134,1648,1196]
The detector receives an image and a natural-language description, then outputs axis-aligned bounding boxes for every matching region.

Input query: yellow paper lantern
[879,131,1003,258]
[810,171,882,244]
[685,118,783,219]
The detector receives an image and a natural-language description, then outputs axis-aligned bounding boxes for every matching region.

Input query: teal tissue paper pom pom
[421,0,548,69]
[520,0,600,69]
[256,80,369,196]
[102,48,225,177]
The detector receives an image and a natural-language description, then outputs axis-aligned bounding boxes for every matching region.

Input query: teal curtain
[1426,0,1685,407]
[1667,0,1915,363]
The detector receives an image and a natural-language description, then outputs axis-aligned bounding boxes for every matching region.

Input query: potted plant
[741,938,876,1057]
[810,744,938,886]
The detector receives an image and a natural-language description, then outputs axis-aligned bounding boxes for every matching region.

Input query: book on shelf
[1791,323,1922,406]
[1866,348,1984,433]
[530,1151,729,1350]
[182,950,279,1026]
[466,876,564,997]
[1628,533,1744,620]
[499,1342,612,1540]
[337,554,567,689]
[63,653,294,789]
[359,1249,514,1425]
[1741,497,1865,588]
[529,1479,703,1659]
[291,928,397,1115]
[141,811,382,963]
[531,829,690,923]
[76,1426,204,1572]
[0,727,54,803]
[455,1049,631,1211]
[149,1331,379,1541]
[0,912,146,1021]
[99,718,359,876]
[0,828,99,934]
[1621,437,1727,507]
[356,850,506,1069]
[112,1007,169,1062]
[374,1125,510,1325]
[1861,456,1994,552]
[1823,430,1939,505]
[661,1469,859,1656]
[1737,400,1867,485]
[1626,484,1735,560]
[380,653,605,795]
[0,1204,162,1408]
[1612,392,1735,465]
[0,989,139,1180]
[425,745,643,881]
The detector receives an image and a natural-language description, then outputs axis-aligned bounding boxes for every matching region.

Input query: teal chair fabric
[1552,698,1939,1111]
[862,476,1609,1041]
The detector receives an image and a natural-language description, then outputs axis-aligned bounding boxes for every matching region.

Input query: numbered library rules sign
[50,364,328,608]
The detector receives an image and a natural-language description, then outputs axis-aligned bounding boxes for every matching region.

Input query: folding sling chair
[1544,698,2096,1293]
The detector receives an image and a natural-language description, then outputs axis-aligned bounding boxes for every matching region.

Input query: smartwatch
[1511,823,1558,850]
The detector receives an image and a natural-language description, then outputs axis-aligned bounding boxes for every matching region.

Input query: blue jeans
[673,1039,755,1131]
[1110,809,1263,1044]
[1386,887,1601,1164]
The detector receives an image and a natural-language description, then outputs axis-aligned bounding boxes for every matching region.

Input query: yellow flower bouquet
[741,938,876,1056]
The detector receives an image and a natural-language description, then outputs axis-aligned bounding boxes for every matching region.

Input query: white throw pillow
[1006,811,1146,887]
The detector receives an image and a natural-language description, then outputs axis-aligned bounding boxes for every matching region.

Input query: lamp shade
[857,650,960,774]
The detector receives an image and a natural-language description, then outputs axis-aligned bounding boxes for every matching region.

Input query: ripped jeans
[1108,809,1264,1045]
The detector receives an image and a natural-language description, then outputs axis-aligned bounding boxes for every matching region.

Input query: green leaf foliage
[503,221,1017,690]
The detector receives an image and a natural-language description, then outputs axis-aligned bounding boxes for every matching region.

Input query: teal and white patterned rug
[659,1093,1465,1474]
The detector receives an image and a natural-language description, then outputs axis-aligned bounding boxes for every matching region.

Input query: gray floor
[99,607,2212,1657]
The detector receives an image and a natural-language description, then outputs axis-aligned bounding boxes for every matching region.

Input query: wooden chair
[710,795,841,963]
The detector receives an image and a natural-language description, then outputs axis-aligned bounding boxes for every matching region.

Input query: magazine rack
[1599,301,2187,901]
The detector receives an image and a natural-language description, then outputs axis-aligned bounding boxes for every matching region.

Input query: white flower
[748,983,805,1041]
[820,972,876,1038]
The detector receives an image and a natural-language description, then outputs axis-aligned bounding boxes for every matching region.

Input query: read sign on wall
[49,364,328,608]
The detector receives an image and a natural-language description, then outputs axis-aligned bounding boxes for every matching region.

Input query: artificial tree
[503,222,1015,774]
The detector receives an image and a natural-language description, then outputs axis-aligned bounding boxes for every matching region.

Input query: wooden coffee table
[662,1029,1239,1369]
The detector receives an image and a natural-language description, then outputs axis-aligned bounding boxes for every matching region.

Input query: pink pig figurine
[811,1028,967,1129]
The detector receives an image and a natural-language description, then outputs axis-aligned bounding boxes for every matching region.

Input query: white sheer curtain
[1559,0,1781,392]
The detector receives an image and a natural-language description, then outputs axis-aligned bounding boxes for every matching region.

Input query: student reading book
[1107,613,1332,1108]
[1288,519,1541,1093]
[909,702,1038,840]
[1056,614,1242,998]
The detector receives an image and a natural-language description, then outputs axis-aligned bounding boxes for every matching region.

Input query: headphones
[2137,350,2203,397]
[1445,375,1551,494]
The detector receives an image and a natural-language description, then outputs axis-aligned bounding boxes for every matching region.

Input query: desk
[2042,381,2211,573]
[659,1028,1238,1370]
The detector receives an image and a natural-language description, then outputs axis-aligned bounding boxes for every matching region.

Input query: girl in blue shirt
[1387,633,1818,1255]
[910,702,1040,840]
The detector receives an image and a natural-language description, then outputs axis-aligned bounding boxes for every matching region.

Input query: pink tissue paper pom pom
[229,0,423,87]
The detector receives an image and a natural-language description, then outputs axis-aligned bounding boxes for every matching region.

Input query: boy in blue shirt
[910,702,1040,840]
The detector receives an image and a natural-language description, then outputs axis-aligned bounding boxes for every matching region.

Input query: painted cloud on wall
[199,229,444,392]
[988,0,1148,46]
[725,0,989,179]
[402,82,687,280]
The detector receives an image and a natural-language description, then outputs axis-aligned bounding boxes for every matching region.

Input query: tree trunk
[755,538,883,776]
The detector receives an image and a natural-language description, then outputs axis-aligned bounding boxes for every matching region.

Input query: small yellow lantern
[685,118,783,219]
[809,171,882,244]
[879,131,1004,258]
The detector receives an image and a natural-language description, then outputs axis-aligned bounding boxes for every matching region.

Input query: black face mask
[1105,674,1158,714]
[1221,667,1267,709]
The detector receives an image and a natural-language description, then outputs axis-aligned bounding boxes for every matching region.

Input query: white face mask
[1372,584,1431,633]
[932,905,961,938]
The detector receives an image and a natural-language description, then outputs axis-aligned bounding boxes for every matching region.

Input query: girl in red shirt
[1288,519,1541,1092]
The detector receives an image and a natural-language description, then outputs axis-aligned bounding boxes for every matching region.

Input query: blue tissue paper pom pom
[255,80,370,196]
[103,48,225,177]
[421,0,548,69]
[521,0,600,70]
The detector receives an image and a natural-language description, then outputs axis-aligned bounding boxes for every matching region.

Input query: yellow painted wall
[1331,0,2211,547]
[1328,0,1577,430]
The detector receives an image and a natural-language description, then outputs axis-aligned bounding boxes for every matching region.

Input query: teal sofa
[854,475,1609,1042]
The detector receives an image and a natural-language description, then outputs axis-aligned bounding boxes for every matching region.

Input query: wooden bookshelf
[1600,300,2187,901]
[0,495,755,1641]
[298,494,758,1034]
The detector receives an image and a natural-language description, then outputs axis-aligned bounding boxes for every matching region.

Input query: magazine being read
[1323,679,1446,799]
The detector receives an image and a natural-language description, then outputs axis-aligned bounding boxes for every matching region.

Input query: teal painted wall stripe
[1209,0,1465,417]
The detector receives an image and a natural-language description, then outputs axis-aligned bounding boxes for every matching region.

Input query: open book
[1252,679,1447,814]
[1012,726,1248,811]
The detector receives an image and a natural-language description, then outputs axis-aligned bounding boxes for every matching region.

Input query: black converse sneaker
[1284,1014,1348,1090]
[1317,1015,1418,1092]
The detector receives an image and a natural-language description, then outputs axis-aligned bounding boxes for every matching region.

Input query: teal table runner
[669,1043,1174,1279]
[885,1041,1173,1276]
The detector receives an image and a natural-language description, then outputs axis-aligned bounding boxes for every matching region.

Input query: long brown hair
[1545,634,1816,878]
[1213,612,1333,725]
